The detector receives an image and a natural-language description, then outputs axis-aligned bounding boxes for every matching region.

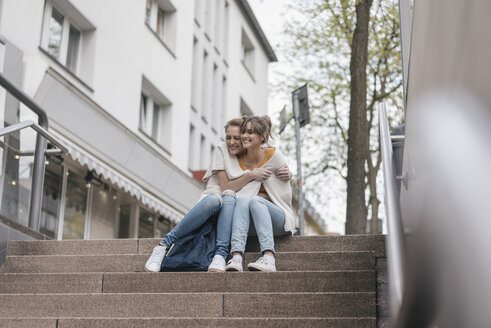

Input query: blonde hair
[224,118,243,132]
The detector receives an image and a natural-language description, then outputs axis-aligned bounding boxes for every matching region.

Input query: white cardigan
[201,143,297,234]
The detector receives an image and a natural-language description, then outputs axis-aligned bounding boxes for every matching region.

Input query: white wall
[0,0,273,177]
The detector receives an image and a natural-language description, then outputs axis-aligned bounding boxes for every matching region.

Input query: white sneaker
[208,255,226,272]
[144,244,167,272]
[247,255,276,272]
[225,255,243,272]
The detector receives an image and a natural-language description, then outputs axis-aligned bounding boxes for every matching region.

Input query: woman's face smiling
[225,126,243,155]
[241,122,263,149]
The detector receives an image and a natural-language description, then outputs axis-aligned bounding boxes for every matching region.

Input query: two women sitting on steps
[144,116,296,272]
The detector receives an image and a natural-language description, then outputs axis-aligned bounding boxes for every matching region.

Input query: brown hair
[241,115,272,144]
[224,118,243,132]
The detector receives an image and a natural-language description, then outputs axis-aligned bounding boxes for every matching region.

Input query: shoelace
[211,256,223,265]
[227,257,241,265]
[256,257,267,265]
[255,256,274,266]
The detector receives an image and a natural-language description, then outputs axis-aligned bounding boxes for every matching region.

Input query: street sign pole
[292,91,305,236]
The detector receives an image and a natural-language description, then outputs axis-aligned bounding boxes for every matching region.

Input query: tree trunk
[368,169,380,234]
[345,0,373,234]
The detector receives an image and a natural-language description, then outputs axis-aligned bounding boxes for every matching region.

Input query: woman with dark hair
[145,117,290,272]
[224,116,296,272]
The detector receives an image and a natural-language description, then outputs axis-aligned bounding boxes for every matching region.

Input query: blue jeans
[162,193,236,259]
[230,196,287,255]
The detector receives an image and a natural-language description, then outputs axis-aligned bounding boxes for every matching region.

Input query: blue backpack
[160,215,217,272]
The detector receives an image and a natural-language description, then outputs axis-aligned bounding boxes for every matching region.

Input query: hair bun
[260,115,272,129]
[242,115,249,120]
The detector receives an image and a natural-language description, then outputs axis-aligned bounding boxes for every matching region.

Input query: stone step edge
[7,234,384,243]
[0,269,375,276]
[0,316,377,319]
[4,250,376,258]
[0,292,376,296]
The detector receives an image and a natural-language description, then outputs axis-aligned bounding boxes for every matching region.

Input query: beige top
[201,143,297,234]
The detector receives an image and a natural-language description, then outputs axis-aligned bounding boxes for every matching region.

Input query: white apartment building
[0,0,276,240]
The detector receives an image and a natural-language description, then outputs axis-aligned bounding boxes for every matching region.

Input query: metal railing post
[0,72,51,232]
[28,135,47,231]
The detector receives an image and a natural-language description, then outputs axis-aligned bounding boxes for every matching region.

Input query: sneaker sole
[144,265,161,273]
[225,266,243,272]
[247,264,276,272]
[207,268,225,272]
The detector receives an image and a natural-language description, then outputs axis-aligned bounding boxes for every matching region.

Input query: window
[46,7,64,60]
[41,0,96,83]
[221,76,227,131]
[157,8,166,39]
[240,98,253,117]
[191,37,200,111]
[241,29,256,79]
[188,125,197,170]
[204,0,213,39]
[194,0,202,25]
[145,0,177,54]
[214,0,222,51]
[222,1,230,60]
[66,25,81,72]
[200,135,207,170]
[140,77,173,152]
[201,50,209,122]
[211,63,220,132]
[145,0,152,25]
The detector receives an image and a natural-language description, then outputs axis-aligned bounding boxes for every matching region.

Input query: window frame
[241,29,256,82]
[144,0,177,57]
[40,0,96,88]
[139,77,173,155]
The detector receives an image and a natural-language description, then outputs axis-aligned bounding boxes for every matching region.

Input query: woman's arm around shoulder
[216,168,272,192]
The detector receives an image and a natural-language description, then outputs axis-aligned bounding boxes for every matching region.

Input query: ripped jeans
[230,196,287,255]
[161,192,237,259]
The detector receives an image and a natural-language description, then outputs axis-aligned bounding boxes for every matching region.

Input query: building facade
[0,0,276,240]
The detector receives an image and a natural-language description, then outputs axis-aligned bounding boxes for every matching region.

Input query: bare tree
[275,0,403,234]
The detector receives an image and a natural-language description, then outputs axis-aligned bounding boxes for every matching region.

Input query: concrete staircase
[0,235,386,327]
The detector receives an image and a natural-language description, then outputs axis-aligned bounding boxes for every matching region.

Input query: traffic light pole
[292,91,305,235]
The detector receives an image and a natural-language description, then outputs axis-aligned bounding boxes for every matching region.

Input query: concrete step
[103,271,375,294]
[0,273,102,294]
[0,317,377,328]
[1,251,375,273]
[0,271,375,294]
[6,239,138,256]
[6,235,385,256]
[0,292,375,318]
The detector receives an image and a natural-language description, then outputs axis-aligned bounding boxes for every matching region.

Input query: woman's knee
[235,196,251,208]
[221,190,237,204]
[233,197,251,220]
[250,196,266,208]
[221,189,237,198]
[203,193,222,208]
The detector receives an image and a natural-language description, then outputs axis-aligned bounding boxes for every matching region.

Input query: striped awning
[53,133,183,222]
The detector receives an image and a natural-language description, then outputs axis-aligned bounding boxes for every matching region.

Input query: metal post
[28,134,47,231]
[293,91,305,235]
[398,0,412,110]
[57,165,68,240]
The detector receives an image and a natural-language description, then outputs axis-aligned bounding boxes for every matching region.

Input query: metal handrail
[0,139,63,156]
[379,102,406,319]
[0,71,64,231]
[0,120,68,153]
